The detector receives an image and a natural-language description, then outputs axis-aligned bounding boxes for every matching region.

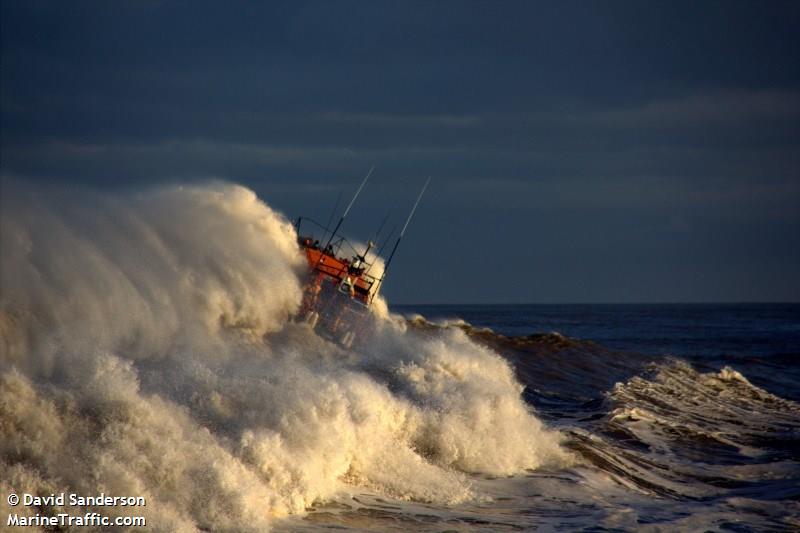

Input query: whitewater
[1,182,798,532]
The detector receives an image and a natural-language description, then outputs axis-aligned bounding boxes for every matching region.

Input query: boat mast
[324,166,374,251]
[323,190,343,242]
[373,177,430,298]
[357,213,389,264]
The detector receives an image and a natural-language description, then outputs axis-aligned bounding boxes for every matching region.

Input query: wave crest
[0,181,566,528]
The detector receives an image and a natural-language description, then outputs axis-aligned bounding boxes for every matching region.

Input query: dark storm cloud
[2,0,799,302]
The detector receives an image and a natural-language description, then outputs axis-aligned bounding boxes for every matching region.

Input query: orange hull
[303,246,376,303]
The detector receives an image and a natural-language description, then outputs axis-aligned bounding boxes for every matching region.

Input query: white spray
[0,180,568,530]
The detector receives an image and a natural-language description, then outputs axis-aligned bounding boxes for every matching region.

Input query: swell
[413,316,800,509]
[406,315,650,413]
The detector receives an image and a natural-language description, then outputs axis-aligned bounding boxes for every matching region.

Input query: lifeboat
[294,169,429,348]
[295,226,379,347]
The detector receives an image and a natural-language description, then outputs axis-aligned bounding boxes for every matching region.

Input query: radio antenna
[325,190,342,233]
[371,213,390,246]
[375,225,397,258]
[324,165,374,249]
[375,177,430,292]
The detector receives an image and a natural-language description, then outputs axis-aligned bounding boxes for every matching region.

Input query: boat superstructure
[295,169,429,347]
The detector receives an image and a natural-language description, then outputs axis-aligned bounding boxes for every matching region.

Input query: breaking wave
[0,181,568,531]
[376,317,800,531]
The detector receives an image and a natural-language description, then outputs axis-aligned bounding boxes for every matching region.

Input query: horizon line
[390,301,800,307]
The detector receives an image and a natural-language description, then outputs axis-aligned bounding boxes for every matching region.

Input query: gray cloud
[2,0,799,303]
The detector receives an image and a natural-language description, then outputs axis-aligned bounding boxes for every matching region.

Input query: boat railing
[295,216,381,299]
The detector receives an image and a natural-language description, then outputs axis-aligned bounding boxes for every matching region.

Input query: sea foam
[0,181,567,530]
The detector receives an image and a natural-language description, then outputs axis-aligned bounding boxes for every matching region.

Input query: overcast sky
[2,1,798,304]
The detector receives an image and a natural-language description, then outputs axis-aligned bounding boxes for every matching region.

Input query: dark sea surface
[285,302,800,532]
[394,303,800,402]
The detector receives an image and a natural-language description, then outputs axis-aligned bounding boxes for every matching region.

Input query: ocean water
[2,182,798,532]
[286,304,800,532]
[397,303,800,402]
